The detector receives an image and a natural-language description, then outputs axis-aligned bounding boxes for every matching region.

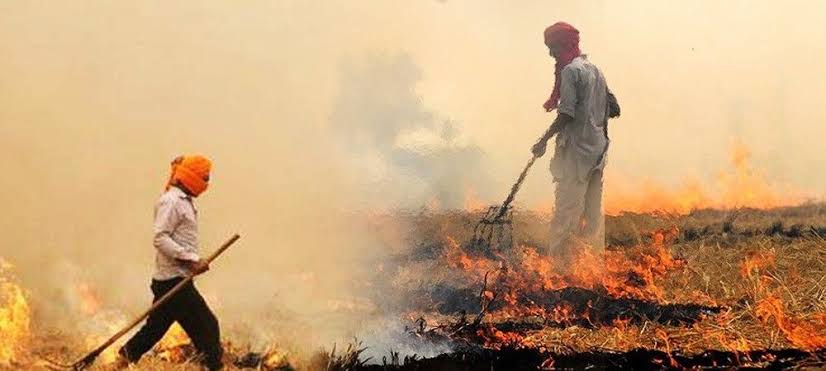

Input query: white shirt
[152,186,201,280]
[551,55,611,183]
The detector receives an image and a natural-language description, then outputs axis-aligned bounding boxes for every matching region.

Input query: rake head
[468,205,514,254]
[466,155,537,254]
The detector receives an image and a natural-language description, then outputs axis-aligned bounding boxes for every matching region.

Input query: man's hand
[184,259,210,275]
[532,139,548,158]
[543,98,557,112]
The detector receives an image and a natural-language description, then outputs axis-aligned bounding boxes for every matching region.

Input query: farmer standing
[531,22,620,268]
[116,155,223,370]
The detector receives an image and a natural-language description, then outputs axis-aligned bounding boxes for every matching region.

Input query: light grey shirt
[152,186,201,280]
[551,55,611,183]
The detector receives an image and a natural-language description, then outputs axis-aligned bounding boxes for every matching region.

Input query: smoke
[357,316,455,362]
[1,0,825,365]
[330,53,489,209]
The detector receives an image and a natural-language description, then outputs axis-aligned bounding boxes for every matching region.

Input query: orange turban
[165,155,212,197]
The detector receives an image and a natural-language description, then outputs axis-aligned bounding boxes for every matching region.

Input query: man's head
[166,155,212,197]
[541,22,583,112]
[543,22,580,59]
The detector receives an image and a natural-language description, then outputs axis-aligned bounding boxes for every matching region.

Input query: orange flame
[69,280,128,365]
[655,329,680,368]
[463,186,487,212]
[605,142,806,215]
[740,251,775,279]
[441,226,684,328]
[475,326,524,350]
[739,251,826,350]
[154,323,192,362]
[755,295,826,350]
[261,347,291,369]
[83,319,125,365]
[0,259,31,367]
[75,283,103,316]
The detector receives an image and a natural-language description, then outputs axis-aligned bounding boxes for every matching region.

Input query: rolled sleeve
[153,198,199,261]
[557,66,578,118]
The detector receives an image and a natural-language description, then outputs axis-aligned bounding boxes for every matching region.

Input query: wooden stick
[59,234,241,370]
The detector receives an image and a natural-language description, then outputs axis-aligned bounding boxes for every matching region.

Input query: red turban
[165,155,212,197]
[543,22,581,112]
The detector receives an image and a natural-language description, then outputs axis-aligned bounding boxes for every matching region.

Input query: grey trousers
[548,169,605,268]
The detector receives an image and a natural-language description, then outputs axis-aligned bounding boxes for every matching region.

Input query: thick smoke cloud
[0,0,825,364]
[330,53,489,209]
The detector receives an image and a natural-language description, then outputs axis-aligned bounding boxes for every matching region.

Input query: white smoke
[330,53,491,209]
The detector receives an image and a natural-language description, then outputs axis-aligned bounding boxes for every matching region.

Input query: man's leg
[119,279,178,362]
[582,169,605,252]
[174,282,223,370]
[548,176,589,270]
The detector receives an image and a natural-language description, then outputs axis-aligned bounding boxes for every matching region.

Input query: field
[2,203,826,370]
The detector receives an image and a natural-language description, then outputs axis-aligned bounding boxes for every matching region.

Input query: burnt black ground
[349,347,826,370]
[432,286,721,328]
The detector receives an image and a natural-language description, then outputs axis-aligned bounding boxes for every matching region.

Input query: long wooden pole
[64,234,241,370]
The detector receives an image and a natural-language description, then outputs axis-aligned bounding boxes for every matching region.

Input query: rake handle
[493,156,537,220]
[73,234,241,369]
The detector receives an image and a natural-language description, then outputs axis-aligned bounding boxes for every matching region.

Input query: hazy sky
[1,0,825,347]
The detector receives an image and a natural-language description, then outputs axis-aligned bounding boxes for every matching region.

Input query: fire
[755,295,826,350]
[75,282,103,316]
[716,332,752,353]
[463,186,487,212]
[740,251,775,278]
[739,251,826,350]
[83,319,125,365]
[655,329,679,368]
[718,142,785,208]
[69,280,129,365]
[260,347,291,369]
[152,325,294,368]
[67,281,230,367]
[564,227,682,301]
[155,322,192,362]
[605,178,711,215]
[576,229,681,300]
[443,236,498,275]
[605,142,806,215]
[476,326,524,349]
[0,259,31,367]
[441,226,684,325]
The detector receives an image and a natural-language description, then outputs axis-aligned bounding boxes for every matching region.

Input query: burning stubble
[0,261,31,367]
[0,1,825,369]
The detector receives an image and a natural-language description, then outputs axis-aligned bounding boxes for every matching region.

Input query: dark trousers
[120,277,223,370]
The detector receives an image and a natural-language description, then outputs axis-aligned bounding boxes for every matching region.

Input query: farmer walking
[531,22,620,269]
[115,155,223,370]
